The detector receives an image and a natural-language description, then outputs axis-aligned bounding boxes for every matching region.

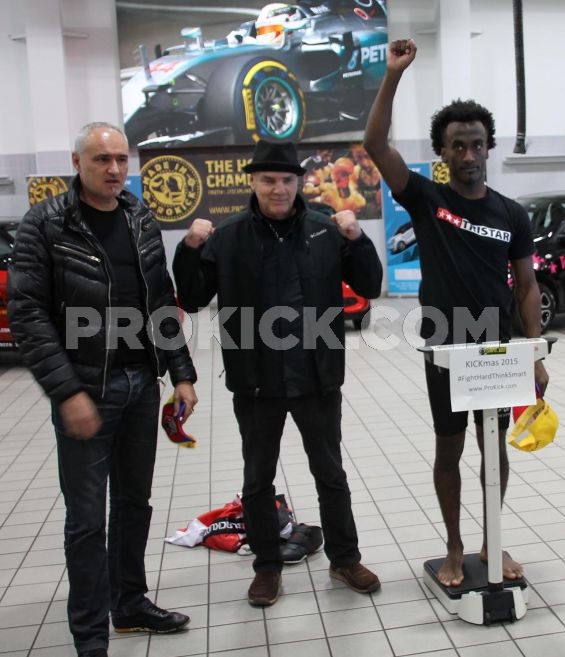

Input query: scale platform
[424,553,528,621]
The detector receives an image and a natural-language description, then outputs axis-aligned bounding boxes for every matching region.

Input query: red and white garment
[166,494,294,552]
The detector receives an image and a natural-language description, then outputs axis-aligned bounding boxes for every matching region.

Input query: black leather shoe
[112,599,190,633]
[280,523,324,564]
[78,650,108,657]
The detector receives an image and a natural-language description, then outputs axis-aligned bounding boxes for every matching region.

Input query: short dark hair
[430,99,496,155]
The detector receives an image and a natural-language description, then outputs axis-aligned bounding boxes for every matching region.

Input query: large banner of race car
[137,142,383,227]
[382,160,449,295]
[117,1,388,148]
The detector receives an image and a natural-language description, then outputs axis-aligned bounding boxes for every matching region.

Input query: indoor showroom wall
[389,0,565,200]
[0,0,564,282]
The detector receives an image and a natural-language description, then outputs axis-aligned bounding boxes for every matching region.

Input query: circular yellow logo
[432,160,450,184]
[141,155,202,223]
[28,176,69,206]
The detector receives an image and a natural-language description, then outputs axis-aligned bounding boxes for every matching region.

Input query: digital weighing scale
[419,337,555,624]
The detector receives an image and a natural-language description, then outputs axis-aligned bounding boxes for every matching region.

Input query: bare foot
[479,549,523,580]
[437,551,464,587]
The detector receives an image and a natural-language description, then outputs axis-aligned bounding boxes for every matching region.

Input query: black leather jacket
[173,194,382,395]
[8,176,196,403]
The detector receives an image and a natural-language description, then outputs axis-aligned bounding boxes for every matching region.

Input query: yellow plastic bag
[508,399,558,452]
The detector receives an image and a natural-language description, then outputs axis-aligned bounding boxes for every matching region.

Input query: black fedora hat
[243,139,306,175]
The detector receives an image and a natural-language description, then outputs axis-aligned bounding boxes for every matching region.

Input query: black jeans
[53,365,160,653]
[233,390,361,572]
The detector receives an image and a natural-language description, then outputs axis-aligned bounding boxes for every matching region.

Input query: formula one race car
[122,1,388,147]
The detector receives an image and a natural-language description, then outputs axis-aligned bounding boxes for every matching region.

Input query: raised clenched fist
[184,218,214,249]
[387,38,417,72]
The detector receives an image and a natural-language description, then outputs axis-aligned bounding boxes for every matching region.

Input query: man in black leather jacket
[173,140,383,607]
[8,123,197,657]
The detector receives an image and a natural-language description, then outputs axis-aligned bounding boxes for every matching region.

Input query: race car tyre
[200,57,306,143]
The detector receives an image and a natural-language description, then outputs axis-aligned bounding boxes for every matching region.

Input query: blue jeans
[233,390,361,572]
[53,365,160,653]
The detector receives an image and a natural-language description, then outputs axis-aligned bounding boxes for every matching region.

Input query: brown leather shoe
[329,563,381,593]
[248,571,281,606]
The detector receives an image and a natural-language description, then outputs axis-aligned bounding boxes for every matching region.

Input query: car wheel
[242,60,306,141]
[396,240,406,252]
[201,57,306,143]
[352,311,370,331]
[539,282,556,333]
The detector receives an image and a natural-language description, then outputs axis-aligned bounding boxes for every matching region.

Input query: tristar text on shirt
[436,207,511,243]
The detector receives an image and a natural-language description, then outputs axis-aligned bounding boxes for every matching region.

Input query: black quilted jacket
[8,175,196,403]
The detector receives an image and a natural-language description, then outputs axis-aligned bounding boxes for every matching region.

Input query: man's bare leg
[476,426,524,579]
[434,431,466,586]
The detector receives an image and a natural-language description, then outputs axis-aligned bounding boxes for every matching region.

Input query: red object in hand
[512,384,543,423]
[512,405,528,423]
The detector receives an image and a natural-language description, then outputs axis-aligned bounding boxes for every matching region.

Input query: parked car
[387,221,416,254]
[122,1,388,146]
[307,200,371,329]
[342,281,370,329]
[511,192,565,332]
[0,219,19,350]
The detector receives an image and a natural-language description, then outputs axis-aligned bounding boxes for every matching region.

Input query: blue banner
[124,175,142,201]
[381,162,430,295]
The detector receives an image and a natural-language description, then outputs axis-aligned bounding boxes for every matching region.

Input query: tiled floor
[1,297,565,657]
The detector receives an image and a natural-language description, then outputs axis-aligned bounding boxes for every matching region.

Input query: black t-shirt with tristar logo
[394,172,534,344]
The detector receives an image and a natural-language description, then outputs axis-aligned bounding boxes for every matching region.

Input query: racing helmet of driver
[255,3,303,45]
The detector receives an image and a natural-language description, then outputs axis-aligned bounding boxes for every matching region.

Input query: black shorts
[424,359,511,436]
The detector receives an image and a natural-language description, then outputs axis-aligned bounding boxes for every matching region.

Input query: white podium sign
[449,342,536,412]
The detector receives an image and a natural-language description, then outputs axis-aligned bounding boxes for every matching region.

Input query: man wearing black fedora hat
[173,139,383,606]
